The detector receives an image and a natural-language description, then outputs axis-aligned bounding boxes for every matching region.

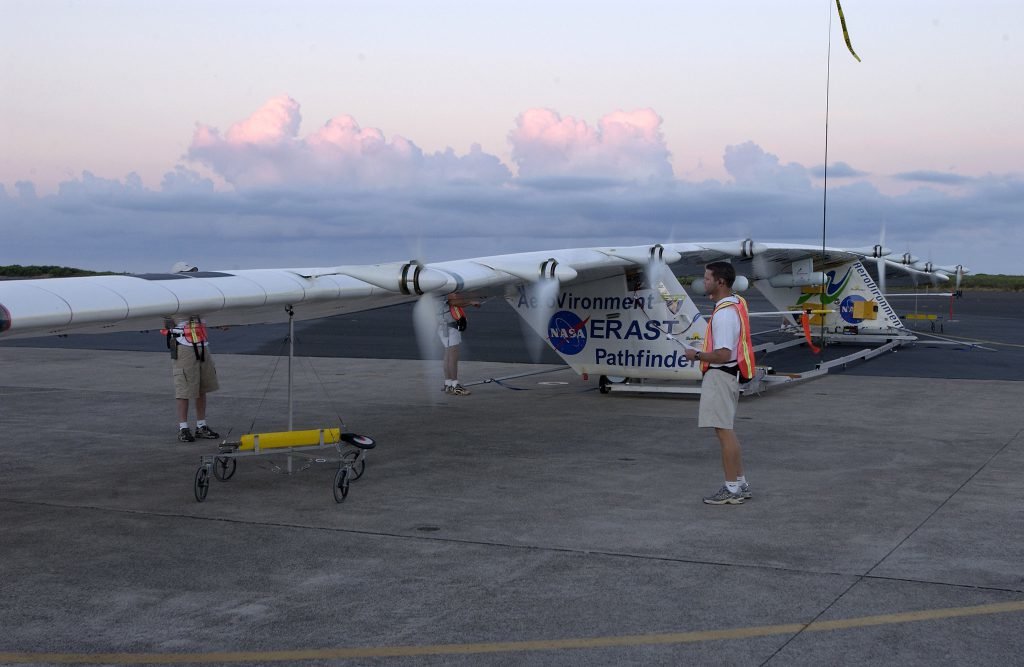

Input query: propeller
[935,264,968,295]
[874,224,888,296]
[910,249,945,288]
[337,259,458,399]
[750,244,772,285]
[522,257,580,362]
[520,275,561,362]
[485,255,584,363]
[411,290,444,366]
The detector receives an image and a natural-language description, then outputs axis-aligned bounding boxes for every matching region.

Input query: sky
[1,0,1022,274]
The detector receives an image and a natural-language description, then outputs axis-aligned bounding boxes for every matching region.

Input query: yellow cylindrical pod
[238,428,341,451]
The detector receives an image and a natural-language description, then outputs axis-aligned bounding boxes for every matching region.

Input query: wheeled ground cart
[193,427,377,504]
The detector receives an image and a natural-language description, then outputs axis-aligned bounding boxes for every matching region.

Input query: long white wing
[0,240,961,340]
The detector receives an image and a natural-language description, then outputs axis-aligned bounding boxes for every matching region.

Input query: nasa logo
[547,310,588,355]
[840,295,866,324]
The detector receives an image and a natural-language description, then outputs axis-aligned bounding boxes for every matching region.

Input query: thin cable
[303,353,348,426]
[819,0,833,351]
[246,335,289,434]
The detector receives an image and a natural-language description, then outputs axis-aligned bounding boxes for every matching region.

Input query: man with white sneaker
[684,261,755,505]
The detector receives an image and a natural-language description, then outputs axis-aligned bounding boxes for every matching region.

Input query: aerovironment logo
[547,311,588,355]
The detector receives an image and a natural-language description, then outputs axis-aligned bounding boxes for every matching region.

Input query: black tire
[213,456,237,481]
[599,375,610,394]
[194,466,210,502]
[333,467,350,503]
[342,451,366,481]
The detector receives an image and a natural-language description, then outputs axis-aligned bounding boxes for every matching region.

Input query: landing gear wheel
[342,451,365,481]
[194,466,210,502]
[213,456,236,481]
[599,375,611,394]
[333,467,350,503]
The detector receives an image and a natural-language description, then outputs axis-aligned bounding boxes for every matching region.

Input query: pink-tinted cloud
[509,108,673,181]
[187,96,510,189]
[224,95,301,144]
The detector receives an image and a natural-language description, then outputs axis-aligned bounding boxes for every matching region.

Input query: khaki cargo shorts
[172,345,220,399]
[698,367,739,429]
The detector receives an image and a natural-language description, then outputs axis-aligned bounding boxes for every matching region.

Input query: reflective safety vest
[700,295,755,380]
[175,318,208,346]
[448,304,467,331]
[160,318,209,361]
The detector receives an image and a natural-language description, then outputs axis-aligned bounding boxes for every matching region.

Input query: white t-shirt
[709,296,740,366]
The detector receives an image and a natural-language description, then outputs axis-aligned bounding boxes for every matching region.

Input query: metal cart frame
[194,429,376,504]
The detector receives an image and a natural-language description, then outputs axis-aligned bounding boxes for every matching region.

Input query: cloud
[14,181,37,199]
[509,108,673,182]
[187,96,512,189]
[893,170,975,185]
[2,96,1022,274]
[808,161,869,179]
[160,166,216,194]
[723,141,811,191]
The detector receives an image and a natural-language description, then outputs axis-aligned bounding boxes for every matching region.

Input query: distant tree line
[0,265,120,279]
[959,274,1024,291]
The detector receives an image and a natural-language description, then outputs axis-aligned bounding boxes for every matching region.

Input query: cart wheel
[213,456,237,481]
[342,450,366,481]
[333,467,350,503]
[194,466,210,502]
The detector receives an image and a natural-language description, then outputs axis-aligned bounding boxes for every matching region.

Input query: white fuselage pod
[508,270,706,381]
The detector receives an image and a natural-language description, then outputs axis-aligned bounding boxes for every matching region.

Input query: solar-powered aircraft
[0,239,966,395]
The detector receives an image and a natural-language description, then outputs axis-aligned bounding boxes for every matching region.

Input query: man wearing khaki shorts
[684,261,753,505]
[169,263,221,442]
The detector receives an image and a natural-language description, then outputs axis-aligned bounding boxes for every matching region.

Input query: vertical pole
[287,307,294,432]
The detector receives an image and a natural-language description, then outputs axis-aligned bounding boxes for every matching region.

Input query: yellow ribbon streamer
[835,0,861,61]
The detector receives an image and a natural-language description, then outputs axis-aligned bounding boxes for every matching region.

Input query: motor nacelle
[768,271,827,288]
[398,261,453,295]
[698,238,767,259]
[538,258,578,283]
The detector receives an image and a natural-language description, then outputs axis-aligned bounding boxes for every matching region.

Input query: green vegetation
[959,273,1024,291]
[0,265,120,279]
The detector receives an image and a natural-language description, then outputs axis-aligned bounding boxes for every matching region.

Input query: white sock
[197,420,207,428]
[445,379,455,387]
[725,481,740,494]
[737,475,747,486]
[179,422,189,430]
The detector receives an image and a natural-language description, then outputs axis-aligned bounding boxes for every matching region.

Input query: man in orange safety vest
[683,261,754,505]
[166,262,221,442]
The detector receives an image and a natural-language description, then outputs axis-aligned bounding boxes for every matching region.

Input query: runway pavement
[0,291,1022,665]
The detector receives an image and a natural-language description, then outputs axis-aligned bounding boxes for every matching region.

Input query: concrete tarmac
[1,293,1023,665]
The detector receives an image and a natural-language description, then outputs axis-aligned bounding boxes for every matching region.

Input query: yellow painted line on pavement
[2,600,1023,664]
